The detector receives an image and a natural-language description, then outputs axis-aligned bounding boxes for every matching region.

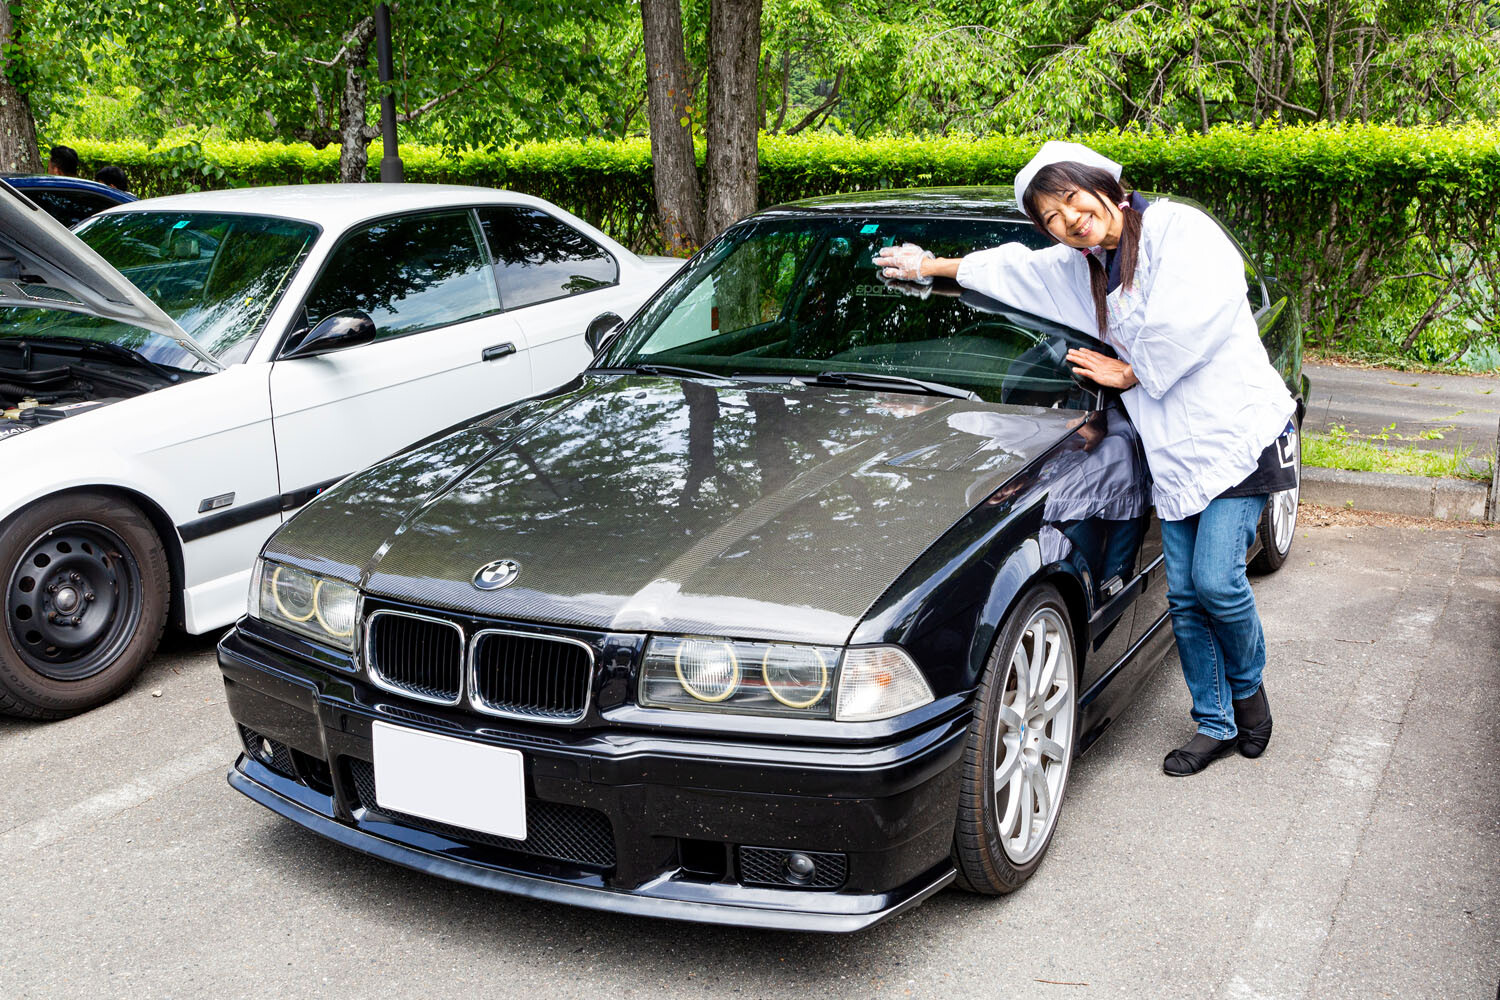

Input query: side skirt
[1075,612,1175,756]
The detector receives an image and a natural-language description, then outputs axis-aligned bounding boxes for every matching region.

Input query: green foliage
[62,122,1500,364]
[1303,427,1489,480]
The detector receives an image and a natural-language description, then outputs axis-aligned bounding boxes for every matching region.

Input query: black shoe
[1163,733,1238,777]
[1233,685,1273,758]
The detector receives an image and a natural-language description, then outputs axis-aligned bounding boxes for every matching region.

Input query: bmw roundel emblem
[472,559,521,590]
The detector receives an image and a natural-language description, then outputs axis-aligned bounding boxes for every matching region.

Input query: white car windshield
[0,211,319,371]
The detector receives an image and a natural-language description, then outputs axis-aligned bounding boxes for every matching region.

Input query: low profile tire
[952,584,1078,894]
[1250,417,1301,575]
[0,493,169,719]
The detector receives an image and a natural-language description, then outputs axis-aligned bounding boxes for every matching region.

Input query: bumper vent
[470,630,593,722]
[365,611,464,705]
[738,846,847,889]
[239,725,296,778]
[346,759,615,869]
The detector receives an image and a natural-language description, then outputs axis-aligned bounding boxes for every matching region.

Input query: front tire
[1250,418,1301,574]
[952,584,1078,894]
[0,493,169,719]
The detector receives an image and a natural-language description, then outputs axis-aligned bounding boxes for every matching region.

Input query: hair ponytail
[1021,162,1144,335]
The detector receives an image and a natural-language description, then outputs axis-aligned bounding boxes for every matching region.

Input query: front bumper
[219,624,969,932]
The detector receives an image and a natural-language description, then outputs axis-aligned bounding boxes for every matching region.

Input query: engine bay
[0,339,178,439]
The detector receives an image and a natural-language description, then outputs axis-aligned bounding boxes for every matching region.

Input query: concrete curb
[1302,466,1491,522]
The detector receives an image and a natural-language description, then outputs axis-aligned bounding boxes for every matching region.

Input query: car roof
[97,183,573,230]
[761,185,1209,222]
[3,174,137,203]
[762,186,1029,221]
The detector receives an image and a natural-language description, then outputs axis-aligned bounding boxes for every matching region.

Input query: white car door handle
[482,342,517,362]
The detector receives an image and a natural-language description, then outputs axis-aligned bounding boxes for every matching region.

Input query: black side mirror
[282,309,377,359]
[585,312,625,354]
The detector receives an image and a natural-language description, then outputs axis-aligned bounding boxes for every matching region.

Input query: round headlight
[762,646,830,709]
[270,566,316,622]
[675,640,740,702]
[313,579,356,638]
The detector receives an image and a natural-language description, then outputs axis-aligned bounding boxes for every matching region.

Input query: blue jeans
[1160,496,1268,740]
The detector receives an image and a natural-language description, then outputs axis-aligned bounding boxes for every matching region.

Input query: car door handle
[482,342,517,362]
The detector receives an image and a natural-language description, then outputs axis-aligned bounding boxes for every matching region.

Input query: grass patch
[1304,427,1492,480]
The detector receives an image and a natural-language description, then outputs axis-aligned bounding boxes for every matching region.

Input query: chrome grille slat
[468,628,593,724]
[364,610,464,706]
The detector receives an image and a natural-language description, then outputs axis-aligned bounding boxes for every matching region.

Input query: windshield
[600,215,1107,408]
[1,210,319,370]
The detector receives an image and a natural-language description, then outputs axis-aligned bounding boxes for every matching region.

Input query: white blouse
[954,198,1296,521]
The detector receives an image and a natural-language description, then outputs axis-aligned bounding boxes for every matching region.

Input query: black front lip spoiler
[228,764,955,933]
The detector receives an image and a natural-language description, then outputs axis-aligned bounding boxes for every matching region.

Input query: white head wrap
[1013,141,1123,203]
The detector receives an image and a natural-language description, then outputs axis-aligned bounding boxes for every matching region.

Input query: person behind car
[48,145,79,177]
[94,164,129,192]
[873,141,1296,777]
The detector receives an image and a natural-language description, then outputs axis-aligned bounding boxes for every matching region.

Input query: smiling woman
[876,141,1299,776]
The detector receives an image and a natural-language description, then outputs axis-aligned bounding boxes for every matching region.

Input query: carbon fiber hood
[267,375,1079,645]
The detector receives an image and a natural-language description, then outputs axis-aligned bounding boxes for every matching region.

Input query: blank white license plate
[371,721,526,840]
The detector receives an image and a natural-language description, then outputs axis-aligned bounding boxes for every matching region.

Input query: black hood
[267,375,1079,645]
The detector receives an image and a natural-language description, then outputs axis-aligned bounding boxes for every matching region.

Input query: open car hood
[0,179,222,371]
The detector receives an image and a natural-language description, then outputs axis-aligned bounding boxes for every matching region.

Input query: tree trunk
[0,2,40,174]
[703,0,762,239]
[337,17,377,182]
[641,0,703,255]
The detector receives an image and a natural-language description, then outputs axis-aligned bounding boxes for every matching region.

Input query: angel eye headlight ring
[270,566,316,622]
[762,647,830,709]
[675,641,740,703]
[312,579,355,638]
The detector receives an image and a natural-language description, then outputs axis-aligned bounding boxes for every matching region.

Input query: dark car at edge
[217,188,1306,932]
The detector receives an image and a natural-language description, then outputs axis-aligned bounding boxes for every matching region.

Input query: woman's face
[1031,186,1124,250]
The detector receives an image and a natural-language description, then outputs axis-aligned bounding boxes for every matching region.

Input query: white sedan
[0,181,678,717]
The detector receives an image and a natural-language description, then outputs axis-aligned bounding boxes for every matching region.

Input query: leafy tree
[0,2,41,172]
[641,0,763,251]
[81,1,613,180]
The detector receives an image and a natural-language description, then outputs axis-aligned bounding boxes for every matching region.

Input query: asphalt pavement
[1303,363,1499,472]
[0,521,1496,1000]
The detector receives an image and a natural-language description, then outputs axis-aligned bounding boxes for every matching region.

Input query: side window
[477,206,618,310]
[28,190,116,228]
[1244,258,1266,313]
[304,211,499,341]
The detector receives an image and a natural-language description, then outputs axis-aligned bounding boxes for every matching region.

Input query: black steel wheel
[0,492,168,718]
[952,583,1078,894]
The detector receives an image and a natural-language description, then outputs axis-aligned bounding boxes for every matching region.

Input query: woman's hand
[1066,347,1138,390]
[871,243,935,284]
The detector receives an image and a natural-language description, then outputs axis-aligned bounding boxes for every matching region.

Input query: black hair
[94,165,129,192]
[49,145,79,176]
[1020,161,1142,335]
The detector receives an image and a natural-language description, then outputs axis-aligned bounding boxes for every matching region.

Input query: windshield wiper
[810,370,978,401]
[604,363,730,381]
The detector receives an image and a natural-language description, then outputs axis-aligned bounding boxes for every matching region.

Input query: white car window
[304,211,499,341]
[477,206,618,310]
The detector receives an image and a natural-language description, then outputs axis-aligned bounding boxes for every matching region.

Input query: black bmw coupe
[218,188,1306,932]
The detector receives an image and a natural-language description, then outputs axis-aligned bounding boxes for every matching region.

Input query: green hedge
[64,125,1500,361]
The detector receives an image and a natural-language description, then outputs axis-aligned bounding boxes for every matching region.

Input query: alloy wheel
[993,606,1075,865]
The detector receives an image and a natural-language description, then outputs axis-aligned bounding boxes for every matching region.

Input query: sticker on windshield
[859,223,880,234]
[172,220,190,229]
